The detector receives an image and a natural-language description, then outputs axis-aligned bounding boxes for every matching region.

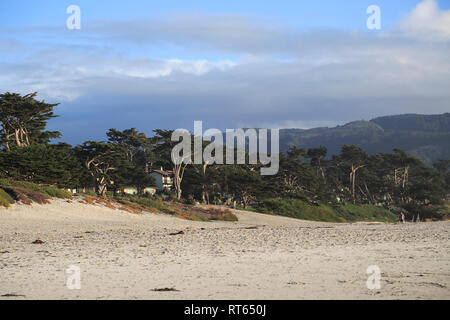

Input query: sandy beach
[0,199,449,300]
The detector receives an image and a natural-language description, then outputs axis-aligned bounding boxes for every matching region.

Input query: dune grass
[114,196,238,221]
[132,197,172,212]
[334,204,398,223]
[0,188,15,207]
[0,178,72,207]
[254,198,398,223]
[0,179,72,199]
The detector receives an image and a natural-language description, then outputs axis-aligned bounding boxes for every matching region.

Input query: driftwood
[169,231,185,236]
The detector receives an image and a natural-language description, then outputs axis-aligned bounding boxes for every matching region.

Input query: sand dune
[0,199,449,299]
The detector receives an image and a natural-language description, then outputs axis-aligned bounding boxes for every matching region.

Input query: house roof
[151,169,173,176]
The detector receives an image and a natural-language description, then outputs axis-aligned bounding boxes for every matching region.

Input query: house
[123,186,156,196]
[151,168,173,191]
[66,187,95,195]
[66,188,78,195]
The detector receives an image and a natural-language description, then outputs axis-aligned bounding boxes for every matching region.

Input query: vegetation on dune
[0,188,15,207]
[0,178,72,207]
[335,204,398,222]
[257,198,341,222]
[131,197,171,213]
[115,196,238,221]
[252,198,398,223]
[0,179,72,199]
[77,193,239,221]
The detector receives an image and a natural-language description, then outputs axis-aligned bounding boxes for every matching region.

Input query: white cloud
[399,0,450,41]
[0,0,449,142]
[97,58,236,79]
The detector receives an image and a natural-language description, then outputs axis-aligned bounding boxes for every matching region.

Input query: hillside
[279,113,450,165]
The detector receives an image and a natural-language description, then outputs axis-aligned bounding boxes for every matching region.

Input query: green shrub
[42,186,72,199]
[132,197,170,212]
[220,211,239,222]
[175,212,210,221]
[81,191,98,197]
[1,186,50,205]
[334,204,398,223]
[259,198,343,222]
[436,201,450,220]
[106,191,114,197]
[0,179,72,205]
[257,198,397,223]
[402,202,450,221]
[0,188,15,207]
[0,179,42,192]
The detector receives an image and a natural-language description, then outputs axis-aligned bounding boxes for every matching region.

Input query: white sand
[0,198,449,300]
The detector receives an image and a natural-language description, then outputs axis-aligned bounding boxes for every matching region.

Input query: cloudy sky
[0,0,449,144]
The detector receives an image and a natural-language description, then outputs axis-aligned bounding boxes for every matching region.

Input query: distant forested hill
[279,113,450,165]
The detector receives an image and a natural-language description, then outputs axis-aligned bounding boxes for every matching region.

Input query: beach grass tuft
[0,188,15,207]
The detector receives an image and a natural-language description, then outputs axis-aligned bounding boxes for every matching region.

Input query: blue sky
[1,0,450,144]
[2,0,446,29]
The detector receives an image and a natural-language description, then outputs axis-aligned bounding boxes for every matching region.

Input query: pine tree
[0,92,60,150]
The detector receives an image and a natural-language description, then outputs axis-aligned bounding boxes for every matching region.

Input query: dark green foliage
[0,188,15,207]
[0,92,60,149]
[75,141,130,196]
[334,204,398,222]
[106,128,157,194]
[436,201,450,220]
[433,159,450,198]
[258,198,342,222]
[255,198,397,223]
[0,92,81,189]
[0,92,448,222]
[0,144,83,188]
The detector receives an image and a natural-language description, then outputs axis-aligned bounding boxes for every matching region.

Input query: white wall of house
[143,187,156,195]
[123,187,156,195]
[123,187,138,195]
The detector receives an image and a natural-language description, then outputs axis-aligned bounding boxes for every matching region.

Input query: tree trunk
[14,129,21,147]
[97,183,107,197]
[201,190,206,204]
[402,166,409,189]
